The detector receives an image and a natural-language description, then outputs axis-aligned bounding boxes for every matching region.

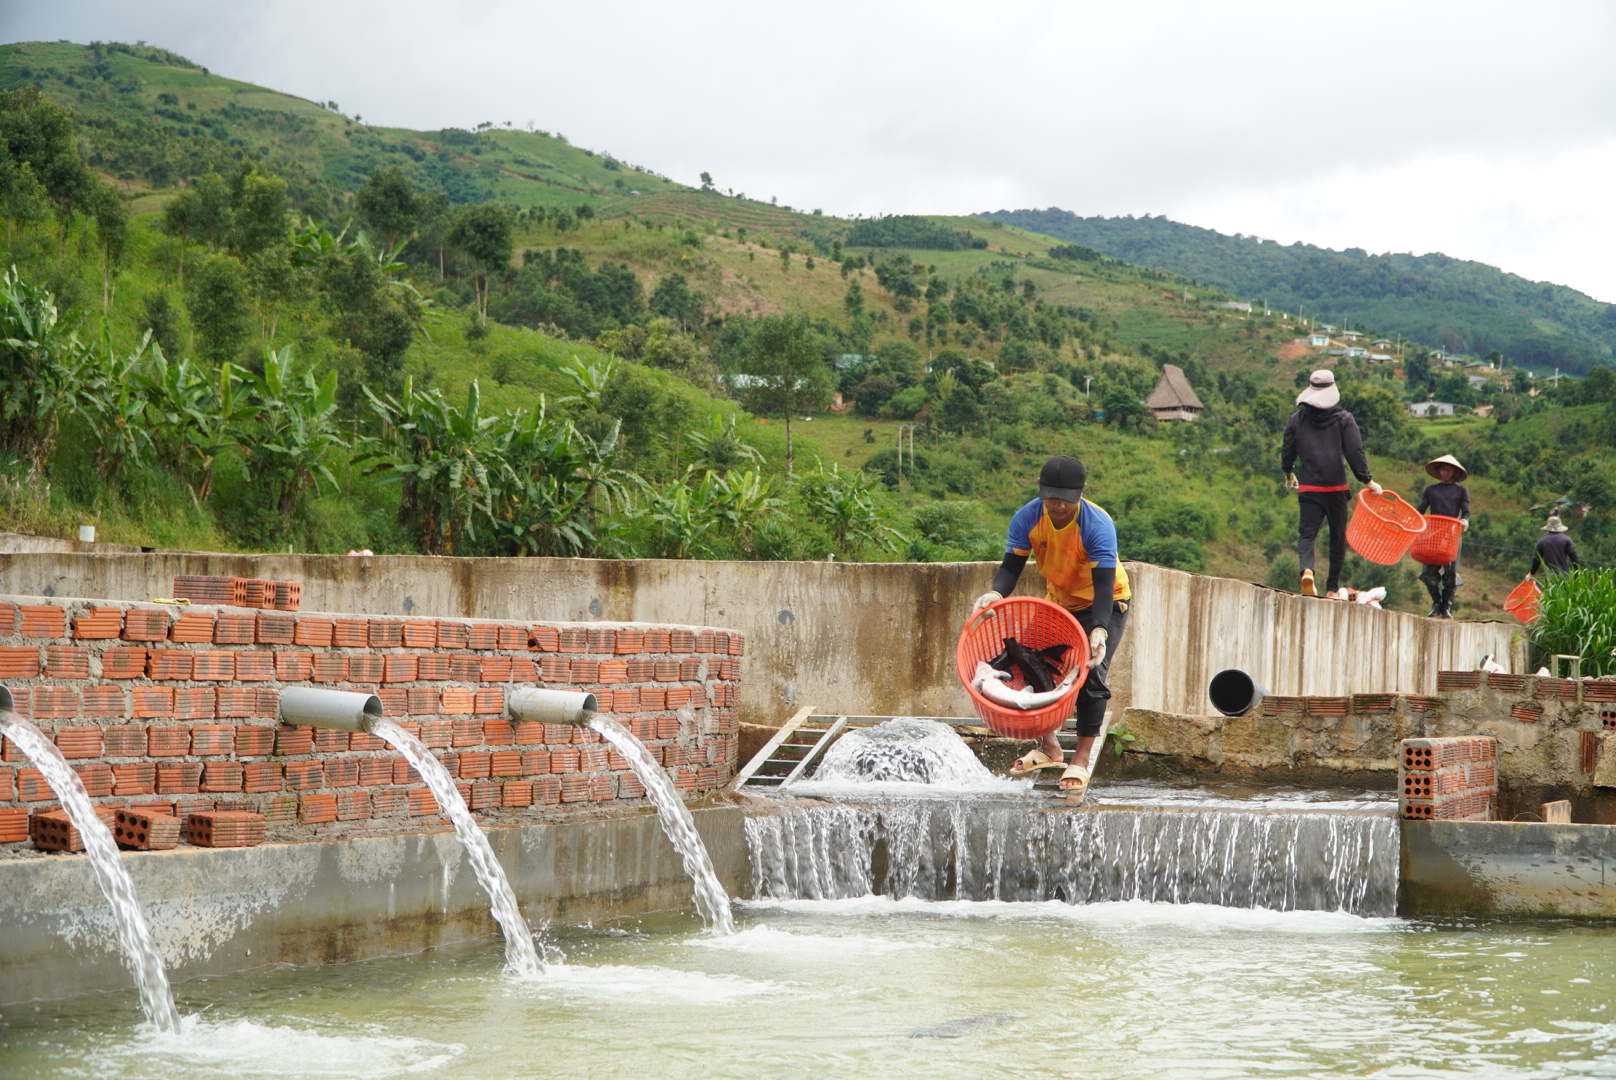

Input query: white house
[1408,401,1456,418]
[1346,347,1367,358]
[1217,301,1253,312]
[1308,332,1331,347]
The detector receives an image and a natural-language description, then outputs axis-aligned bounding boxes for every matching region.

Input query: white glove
[972,590,1002,614]
[1087,626,1108,670]
[1460,518,1469,531]
[1366,481,1383,495]
[1284,473,1299,492]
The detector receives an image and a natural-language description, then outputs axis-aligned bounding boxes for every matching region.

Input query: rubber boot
[1300,568,1317,596]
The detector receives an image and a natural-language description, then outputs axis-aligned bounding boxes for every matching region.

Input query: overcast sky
[8,1,1616,299]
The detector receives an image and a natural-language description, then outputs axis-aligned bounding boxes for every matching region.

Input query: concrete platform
[0,804,748,1005]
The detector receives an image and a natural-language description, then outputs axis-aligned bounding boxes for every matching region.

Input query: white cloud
[7,0,1616,297]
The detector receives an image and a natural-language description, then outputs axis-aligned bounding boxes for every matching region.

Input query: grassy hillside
[978,209,1616,376]
[1,39,1609,627]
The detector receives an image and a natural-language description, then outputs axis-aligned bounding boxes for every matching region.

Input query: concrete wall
[0,805,748,1005]
[1399,819,1616,917]
[0,548,1520,727]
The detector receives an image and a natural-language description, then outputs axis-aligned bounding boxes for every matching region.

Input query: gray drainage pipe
[279,687,384,732]
[0,686,13,711]
[508,688,597,727]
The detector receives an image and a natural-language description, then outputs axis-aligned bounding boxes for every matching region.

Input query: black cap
[1038,455,1086,502]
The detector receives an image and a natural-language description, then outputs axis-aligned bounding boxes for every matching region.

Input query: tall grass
[1529,568,1616,677]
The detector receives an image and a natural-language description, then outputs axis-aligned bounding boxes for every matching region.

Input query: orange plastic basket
[955,596,1089,740]
[1503,578,1541,624]
[1345,489,1427,565]
[1410,514,1464,566]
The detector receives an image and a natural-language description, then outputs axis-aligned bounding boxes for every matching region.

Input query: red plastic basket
[1410,514,1463,566]
[1503,578,1541,624]
[955,597,1089,740]
[1345,489,1427,565]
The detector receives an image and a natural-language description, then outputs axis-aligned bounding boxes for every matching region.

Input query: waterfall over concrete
[746,799,1400,916]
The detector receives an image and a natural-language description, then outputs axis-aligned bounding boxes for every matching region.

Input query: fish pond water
[3,901,1613,1079]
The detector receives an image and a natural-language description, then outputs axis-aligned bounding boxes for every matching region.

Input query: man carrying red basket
[971,455,1129,796]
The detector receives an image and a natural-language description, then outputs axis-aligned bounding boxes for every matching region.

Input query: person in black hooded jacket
[1280,369,1380,598]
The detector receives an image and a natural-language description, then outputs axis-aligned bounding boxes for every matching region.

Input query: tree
[228,165,289,256]
[239,346,347,516]
[1100,384,1145,429]
[1404,353,1432,395]
[186,253,252,363]
[355,166,421,250]
[0,87,93,250]
[448,204,513,324]
[0,267,90,470]
[649,273,705,330]
[733,315,833,475]
[90,182,128,314]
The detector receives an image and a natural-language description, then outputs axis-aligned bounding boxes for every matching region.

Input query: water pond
[3,900,1613,1079]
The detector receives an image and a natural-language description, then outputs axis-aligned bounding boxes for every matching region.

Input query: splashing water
[787,717,1030,797]
[1,712,180,1030]
[370,720,543,975]
[590,716,735,934]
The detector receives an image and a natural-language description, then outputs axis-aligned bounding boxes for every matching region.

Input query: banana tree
[0,267,89,470]
[136,345,247,504]
[69,329,153,479]
[487,400,633,558]
[360,377,501,554]
[239,345,346,516]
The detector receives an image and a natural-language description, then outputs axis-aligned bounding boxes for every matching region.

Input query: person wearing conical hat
[1281,370,1380,599]
[1530,514,1579,578]
[1415,454,1470,619]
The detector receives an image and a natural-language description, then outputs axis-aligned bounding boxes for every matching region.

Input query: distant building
[1467,375,1488,390]
[1371,339,1393,348]
[1346,347,1367,358]
[1309,332,1331,347]
[1217,301,1253,312]
[1409,401,1456,418]
[1144,364,1205,422]
[1367,352,1393,362]
[1340,330,1363,341]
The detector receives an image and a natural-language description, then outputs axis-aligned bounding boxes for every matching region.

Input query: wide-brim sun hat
[1425,454,1468,483]
[1295,369,1340,409]
[1542,515,1569,533]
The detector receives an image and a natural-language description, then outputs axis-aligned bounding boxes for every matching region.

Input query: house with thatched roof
[1145,364,1204,422]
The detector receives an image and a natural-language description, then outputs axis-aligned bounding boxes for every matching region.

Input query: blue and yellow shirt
[1006,498,1131,611]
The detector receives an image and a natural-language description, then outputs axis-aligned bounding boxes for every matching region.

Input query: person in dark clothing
[971,455,1129,799]
[1531,516,1580,577]
[1280,369,1380,598]
[1415,454,1470,619]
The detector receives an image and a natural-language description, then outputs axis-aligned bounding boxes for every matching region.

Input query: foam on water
[786,717,1032,797]
[96,1016,462,1078]
[529,962,783,1003]
[739,895,1402,934]
[686,923,925,955]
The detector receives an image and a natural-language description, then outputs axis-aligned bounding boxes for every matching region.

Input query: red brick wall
[0,599,742,842]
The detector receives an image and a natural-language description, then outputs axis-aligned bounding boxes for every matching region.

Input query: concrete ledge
[1399,819,1616,917]
[0,803,748,1005]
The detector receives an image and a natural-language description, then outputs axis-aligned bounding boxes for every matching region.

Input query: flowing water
[4,905,1613,1079]
[0,713,180,1032]
[747,796,1400,915]
[370,720,542,976]
[590,716,734,934]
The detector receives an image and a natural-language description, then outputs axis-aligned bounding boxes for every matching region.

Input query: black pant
[1420,551,1460,605]
[1297,490,1350,593]
[1069,604,1127,738]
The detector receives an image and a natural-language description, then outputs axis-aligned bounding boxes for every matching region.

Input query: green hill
[977,208,1616,375]
[0,39,1609,624]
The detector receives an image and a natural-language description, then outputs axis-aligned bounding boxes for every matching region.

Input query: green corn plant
[1529,568,1616,677]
